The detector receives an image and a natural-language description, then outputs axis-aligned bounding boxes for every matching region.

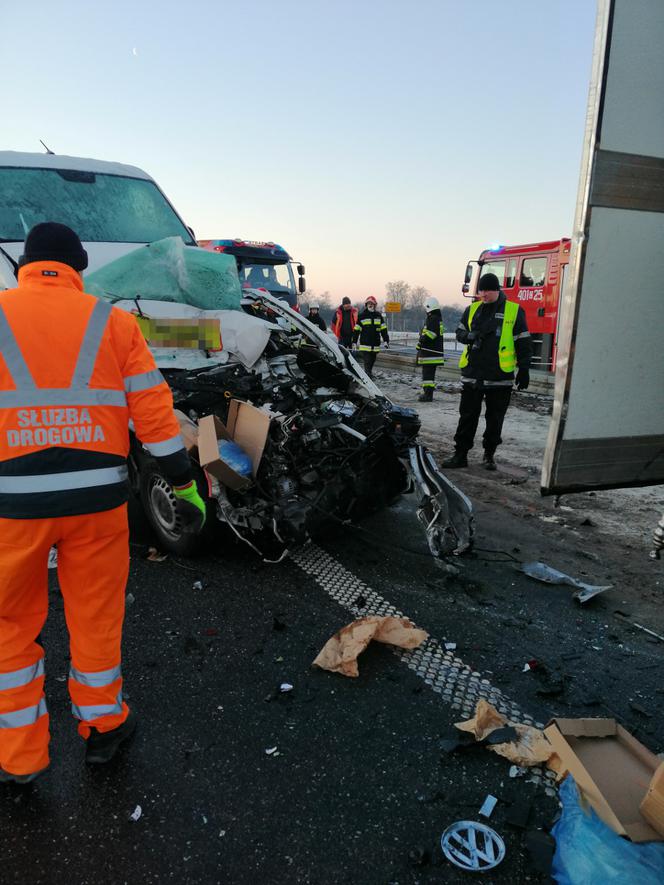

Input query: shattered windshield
[0,167,195,244]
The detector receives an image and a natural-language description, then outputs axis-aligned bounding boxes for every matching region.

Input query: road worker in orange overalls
[0,223,207,783]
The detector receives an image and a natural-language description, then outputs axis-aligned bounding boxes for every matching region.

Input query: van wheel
[139,465,210,557]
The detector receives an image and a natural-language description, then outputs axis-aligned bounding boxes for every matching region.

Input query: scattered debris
[312,616,428,678]
[264,746,279,756]
[125,593,135,608]
[353,595,367,609]
[522,659,539,672]
[192,580,204,591]
[509,765,527,778]
[444,641,457,651]
[440,820,505,872]
[129,805,142,822]
[279,683,294,693]
[407,847,430,867]
[47,547,58,569]
[479,794,498,818]
[455,700,553,767]
[147,547,168,562]
[521,561,611,603]
[630,702,652,718]
[526,829,555,877]
[615,612,664,644]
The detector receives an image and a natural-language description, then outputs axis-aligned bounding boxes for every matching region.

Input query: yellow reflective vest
[458,299,519,374]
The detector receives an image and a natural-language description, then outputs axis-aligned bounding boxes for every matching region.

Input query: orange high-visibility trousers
[0,505,130,776]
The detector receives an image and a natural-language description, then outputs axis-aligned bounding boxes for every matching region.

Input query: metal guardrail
[375,349,555,395]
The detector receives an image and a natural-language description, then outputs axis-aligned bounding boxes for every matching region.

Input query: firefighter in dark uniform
[307,303,327,331]
[416,296,445,402]
[442,273,532,470]
[352,296,389,378]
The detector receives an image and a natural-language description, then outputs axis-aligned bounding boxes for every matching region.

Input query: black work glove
[515,368,530,391]
[466,330,479,343]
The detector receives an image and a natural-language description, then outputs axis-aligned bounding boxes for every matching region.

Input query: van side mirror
[187,226,197,243]
[298,276,306,294]
[462,283,469,294]
[297,264,305,275]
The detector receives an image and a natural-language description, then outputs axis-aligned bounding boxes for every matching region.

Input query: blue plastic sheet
[218,440,252,477]
[552,776,664,884]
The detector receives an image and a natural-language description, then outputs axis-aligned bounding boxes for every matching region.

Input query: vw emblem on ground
[440,820,506,872]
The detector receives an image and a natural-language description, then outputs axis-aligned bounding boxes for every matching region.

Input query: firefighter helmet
[424,296,440,312]
[365,295,378,305]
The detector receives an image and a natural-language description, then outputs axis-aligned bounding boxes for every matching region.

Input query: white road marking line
[292,543,556,789]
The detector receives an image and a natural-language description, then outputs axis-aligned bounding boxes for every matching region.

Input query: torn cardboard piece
[313,616,428,678]
[455,699,553,767]
[545,718,664,842]
[197,400,270,492]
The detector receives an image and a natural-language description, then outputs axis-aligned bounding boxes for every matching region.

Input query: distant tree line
[300,283,465,333]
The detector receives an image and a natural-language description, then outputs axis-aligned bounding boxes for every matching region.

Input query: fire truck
[462,238,571,371]
[198,238,305,310]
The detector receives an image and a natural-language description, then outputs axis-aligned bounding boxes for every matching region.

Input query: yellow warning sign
[384,301,402,313]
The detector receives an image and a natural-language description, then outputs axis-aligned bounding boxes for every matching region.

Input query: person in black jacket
[443,273,532,471]
[352,296,389,378]
[416,296,445,402]
[307,303,327,331]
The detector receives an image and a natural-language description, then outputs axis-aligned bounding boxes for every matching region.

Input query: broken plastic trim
[407,445,474,557]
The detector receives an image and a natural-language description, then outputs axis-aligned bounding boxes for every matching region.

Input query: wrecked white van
[0,151,473,559]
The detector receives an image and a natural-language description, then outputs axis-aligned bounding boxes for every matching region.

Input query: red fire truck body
[463,238,571,371]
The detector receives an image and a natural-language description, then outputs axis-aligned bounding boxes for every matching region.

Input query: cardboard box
[545,718,664,842]
[640,762,664,837]
[197,400,270,492]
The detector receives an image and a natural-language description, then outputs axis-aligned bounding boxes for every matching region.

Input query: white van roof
[0,151,152,180]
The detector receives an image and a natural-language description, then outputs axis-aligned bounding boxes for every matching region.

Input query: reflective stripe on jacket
[416,309,445,366]
[352,309,389,352]
[458,299,519,373]
[0,261,189,518]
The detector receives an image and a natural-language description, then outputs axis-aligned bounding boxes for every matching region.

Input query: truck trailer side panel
[542,0,664,494]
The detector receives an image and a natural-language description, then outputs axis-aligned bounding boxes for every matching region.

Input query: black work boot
[417,388,434,403]
[441,451,468,469]
[85,710,137,764]
[483,451,497,471]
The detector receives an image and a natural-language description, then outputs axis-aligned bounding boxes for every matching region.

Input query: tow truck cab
[462,238,571,372]
[198,238,305,310]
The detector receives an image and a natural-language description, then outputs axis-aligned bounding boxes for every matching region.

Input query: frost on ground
[376,369,664,629]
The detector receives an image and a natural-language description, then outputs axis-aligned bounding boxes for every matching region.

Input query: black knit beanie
[478,273,500,292]
[19,222,88,271]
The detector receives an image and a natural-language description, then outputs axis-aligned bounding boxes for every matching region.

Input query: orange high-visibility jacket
[0,261,191,518]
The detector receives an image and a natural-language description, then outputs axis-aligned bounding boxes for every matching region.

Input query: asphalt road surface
[2,481,662,883]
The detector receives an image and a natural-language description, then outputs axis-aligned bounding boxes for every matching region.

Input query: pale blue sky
[5,0,597,304]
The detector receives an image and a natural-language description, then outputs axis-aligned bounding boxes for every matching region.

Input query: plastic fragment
[265,746,278,756]
[279,683,294,693]
[521,561,611,604]
[147,547,168,562]
[444,641,457,651]
[129,805,142,821]
[192,580,204,591]
[479,794,498,818]
[48,547,58,569]
[125,593,135,607]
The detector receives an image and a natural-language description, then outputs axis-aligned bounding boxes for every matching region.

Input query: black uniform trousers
[454,385,512,455]
[339,333,353,348]
[362,351,378,377]
[421,364,438,388]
